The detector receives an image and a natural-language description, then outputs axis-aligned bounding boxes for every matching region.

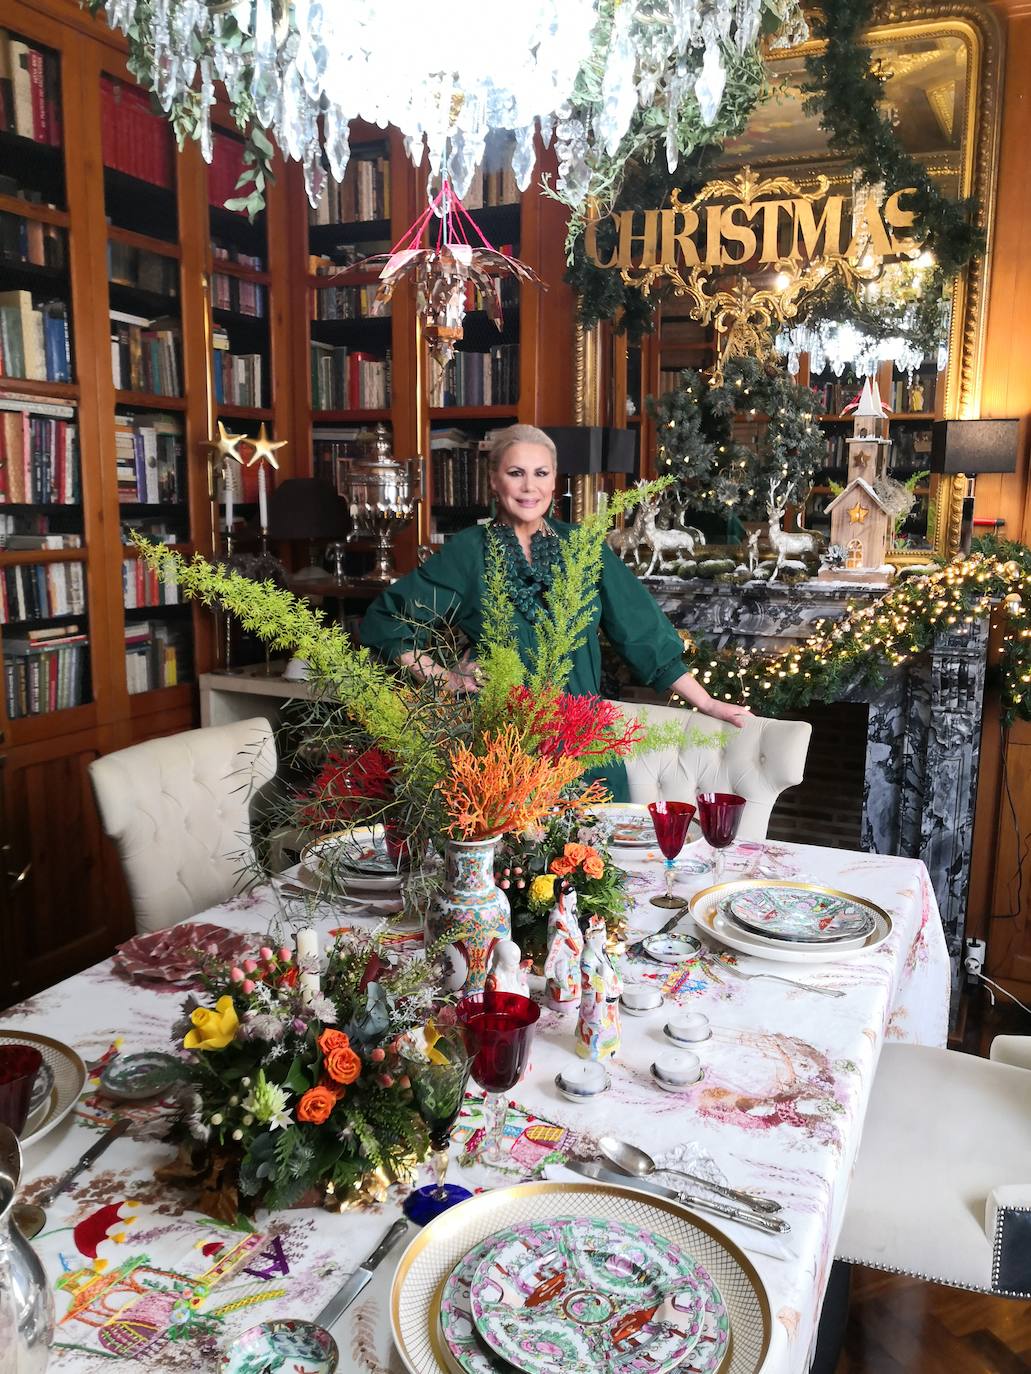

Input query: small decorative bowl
[555,1062,611,1102]
[664,1012,711,1044]
[620,985,664,1016]
[652,1048,703,1086]
[650,1064,706,1094]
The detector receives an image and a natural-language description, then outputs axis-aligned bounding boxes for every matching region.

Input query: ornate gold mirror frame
[575,3,1004,561]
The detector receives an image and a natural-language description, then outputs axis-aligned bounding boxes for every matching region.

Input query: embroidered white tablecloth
[4,839,950,1374]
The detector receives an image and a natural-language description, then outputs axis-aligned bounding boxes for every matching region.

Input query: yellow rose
[530,874,557,905]
[183,995,239,1051]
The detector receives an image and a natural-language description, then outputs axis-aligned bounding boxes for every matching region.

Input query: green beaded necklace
[491,519,561,622]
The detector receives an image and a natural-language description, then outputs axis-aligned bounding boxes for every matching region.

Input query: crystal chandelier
[94,0,806,213]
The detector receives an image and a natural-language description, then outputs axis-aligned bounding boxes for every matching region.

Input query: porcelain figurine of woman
[543,885,582,1011]
[576,915,622,1060]
[485,939,529,997]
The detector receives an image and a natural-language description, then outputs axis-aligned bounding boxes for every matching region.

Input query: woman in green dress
[359,425,750,799]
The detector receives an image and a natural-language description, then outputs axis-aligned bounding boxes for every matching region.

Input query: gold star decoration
[245,422,288,469]
[207,420,245,464]
[847,502,869,525]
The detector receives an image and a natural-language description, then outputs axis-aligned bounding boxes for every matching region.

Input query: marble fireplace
[627,577,989,996]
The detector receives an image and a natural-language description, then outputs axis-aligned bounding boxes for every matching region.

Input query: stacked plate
[689,879,892,964]
[592,803,656,850]
[0,1029,86,1147]
[299,826,407,898]
[390,1180,771,1374]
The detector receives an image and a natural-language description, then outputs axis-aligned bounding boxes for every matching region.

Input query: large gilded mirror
[596,3,1004,561]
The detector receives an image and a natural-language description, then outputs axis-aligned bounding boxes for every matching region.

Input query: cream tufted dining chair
[835,1038,1031,1297]
[89,718,277,934]
[610,701,812,841]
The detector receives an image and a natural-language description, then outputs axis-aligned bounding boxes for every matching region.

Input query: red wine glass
[647,801,697,908]
[696,792,746,881]
[455,990,540,1167]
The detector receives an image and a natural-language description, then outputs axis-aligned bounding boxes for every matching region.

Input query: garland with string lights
[673,551,1031,724]
[647,356,825,519]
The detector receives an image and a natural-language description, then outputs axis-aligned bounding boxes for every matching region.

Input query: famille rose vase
[429,839,511,996]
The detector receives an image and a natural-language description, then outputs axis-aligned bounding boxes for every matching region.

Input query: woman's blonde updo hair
[487,424,557,473]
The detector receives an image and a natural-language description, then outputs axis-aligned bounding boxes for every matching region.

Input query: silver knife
[566,1160,790,1236]
[313,1218,409,1330]
[38,1118,130,1206]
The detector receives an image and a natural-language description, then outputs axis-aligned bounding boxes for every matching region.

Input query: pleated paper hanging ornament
[341,176,541,367]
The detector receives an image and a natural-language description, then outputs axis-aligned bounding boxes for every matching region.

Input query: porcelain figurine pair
[544,889,621,1060]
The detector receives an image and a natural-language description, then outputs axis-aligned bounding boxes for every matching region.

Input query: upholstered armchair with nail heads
[835,1039,1031,1298]
[610,702,812,842]
[89,718,277,934]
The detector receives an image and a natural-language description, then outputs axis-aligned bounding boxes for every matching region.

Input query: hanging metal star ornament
[339,177,541,367]
[244,423,288,468]
[207,420,246,464]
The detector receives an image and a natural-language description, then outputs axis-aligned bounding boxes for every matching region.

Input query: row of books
[0,291,70,382]
[108,241,178,300]
[122,557,178,609]
[109,311,181,397]
[0,211,64,269]
[212,349,264,408]
[0,30,61,146]
[427,345,518,408]
[212,242,264,272]
[4,629,88,718]
[313,280,385,321]
[818,427,933,475]
[430,442,492,509]
[115,412,185,505]
[0,559,85,623]
[310,152,391,224]
[208,132,249,212]
[100,75,175,190]
[125,618,188,694]
[310,344,390,411]
[887,371,938,415]
[212,272,265,318]
[461,150,520,211]
[312,425,383,487]
[0,398,79,503]
[810,376,864,415]
[0,527,81,549]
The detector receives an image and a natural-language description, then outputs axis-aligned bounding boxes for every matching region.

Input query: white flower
[242,1070,292,1131]
[307,993,338,1024]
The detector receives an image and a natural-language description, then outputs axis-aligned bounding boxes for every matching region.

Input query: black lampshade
[544,426,605,475]
[267,478,348,539]
[603,428,637,473]
[930,419,1020,474]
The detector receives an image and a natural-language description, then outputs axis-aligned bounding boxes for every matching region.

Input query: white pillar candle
[224,458,234,533]
[258,461,269,532]
[296,927,319,997]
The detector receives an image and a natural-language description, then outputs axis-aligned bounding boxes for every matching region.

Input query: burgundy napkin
[112,923,255,984]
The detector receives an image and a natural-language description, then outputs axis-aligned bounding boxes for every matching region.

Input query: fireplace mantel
[637,576,989,995]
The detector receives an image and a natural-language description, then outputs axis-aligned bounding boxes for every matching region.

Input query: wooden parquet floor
[836,1266,1031,1373]
[836,996,1031,1372]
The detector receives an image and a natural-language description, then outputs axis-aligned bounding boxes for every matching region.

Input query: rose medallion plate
[724,885,875,944]
[301,826,405,894]
[689,881,891,965]
[466,1215,729,1374]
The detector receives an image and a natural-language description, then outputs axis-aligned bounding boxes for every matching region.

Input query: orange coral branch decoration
[440,725,607,840]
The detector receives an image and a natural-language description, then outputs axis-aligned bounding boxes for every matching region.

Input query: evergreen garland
[647,356,825,518]
[675,546,1031,725]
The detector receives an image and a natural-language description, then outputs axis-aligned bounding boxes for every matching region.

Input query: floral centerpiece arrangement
[496,813,631,965]
[159,932,445,1220]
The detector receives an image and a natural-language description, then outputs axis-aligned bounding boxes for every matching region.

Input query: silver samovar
[340,425,419,582]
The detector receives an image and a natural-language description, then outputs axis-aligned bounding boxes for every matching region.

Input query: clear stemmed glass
[399,1026,474,1225]
[455,990,540,1167]
[647,800,697,908]
[696,792,746,882]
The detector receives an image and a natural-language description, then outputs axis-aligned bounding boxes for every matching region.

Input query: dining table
[3,835,951,1374]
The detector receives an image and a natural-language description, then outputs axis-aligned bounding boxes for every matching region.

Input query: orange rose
[563,843,591,866]
[296,1083,339,1124]
[583,855,605,879]
[317,1029,350,1056]
[324,1044,362,1086]
[549,857,575,877]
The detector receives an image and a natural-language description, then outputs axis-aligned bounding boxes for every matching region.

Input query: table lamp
[267,478,349,583]
[930,419,1019,554]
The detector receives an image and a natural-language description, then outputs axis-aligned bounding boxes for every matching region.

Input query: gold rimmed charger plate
[689,880,892,965]
[389,1180,770,1374]
[0,1029,86,1147]
[300,826,405,895]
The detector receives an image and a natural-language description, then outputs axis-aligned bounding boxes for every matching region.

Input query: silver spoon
[598,1134,783,1215]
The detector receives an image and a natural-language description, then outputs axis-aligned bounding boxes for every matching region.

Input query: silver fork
[716,961,846,998]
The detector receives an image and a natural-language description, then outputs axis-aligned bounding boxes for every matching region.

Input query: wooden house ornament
[820,377,895,585]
